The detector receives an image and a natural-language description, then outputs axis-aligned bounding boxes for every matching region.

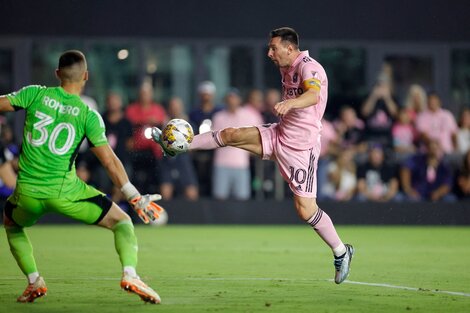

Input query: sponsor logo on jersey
[43,96,80,116]
[285,87,304,97]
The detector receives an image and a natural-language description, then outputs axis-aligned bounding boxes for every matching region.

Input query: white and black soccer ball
[149,208,168,226]
[161,119,194,153]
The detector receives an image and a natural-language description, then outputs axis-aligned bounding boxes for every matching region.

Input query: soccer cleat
[334,244,354,284]
[150,127,177,157]
[17,276,47,303]
[121,274,161,304]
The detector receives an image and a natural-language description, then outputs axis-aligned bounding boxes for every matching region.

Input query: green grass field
[1,225,469,313]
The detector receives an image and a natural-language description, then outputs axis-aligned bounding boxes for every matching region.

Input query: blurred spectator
[244,88,265,116]
[0,118,19,160]
[212,88,252,200]
[189,81,222,134]
[242,89,265,198]
[0,119,18,199]
[317,118,341,200]
[126,80,167,193]
[0,143,16,199]
[254,88,281,198]
[263,88,281,124]
[402,84,427,122]
[321,148,357,201]
[126,80,167,156]
[159,96,199,201]
[334,105,367,154]
[361,65,398,148]
[392,107,417,162]
[80,94,98,110]
[415,92,458,155]
[101,92,134,203]
[242,89,264,126]
[456,150,470,200]
[356,144,401,202]
[456,107,470,155]
[189,81,222,196]
[400,139,456,202]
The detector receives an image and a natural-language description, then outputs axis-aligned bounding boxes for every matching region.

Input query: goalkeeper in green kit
[0,50,163,304]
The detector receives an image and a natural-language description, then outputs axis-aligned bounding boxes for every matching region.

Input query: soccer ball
[161,119,194,153]
[149,207,168,226]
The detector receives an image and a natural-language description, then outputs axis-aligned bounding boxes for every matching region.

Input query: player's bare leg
[218,126,263,156]
[3,211,47,302]
[99,203,161,304]
[293,196,354,284]
[151,125,263,157]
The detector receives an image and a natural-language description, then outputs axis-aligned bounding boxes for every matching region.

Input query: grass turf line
[0,225,469,313]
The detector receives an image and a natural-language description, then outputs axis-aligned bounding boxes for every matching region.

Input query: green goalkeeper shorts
[4,185,112,227]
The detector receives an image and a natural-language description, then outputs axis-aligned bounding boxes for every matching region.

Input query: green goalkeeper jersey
[7,85,108,199]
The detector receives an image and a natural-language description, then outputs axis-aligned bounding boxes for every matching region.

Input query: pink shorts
[257,124,320,198]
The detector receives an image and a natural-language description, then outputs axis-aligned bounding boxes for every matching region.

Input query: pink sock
[307,208,346,256]
[189,130,225,150]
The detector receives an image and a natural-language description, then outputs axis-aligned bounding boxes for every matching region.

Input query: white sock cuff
[123,266,137,278]
[27,272,40,284]
[333,244,347,257]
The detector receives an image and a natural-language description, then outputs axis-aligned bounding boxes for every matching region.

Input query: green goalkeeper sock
[5,226,38,276]
[112,220,138,269]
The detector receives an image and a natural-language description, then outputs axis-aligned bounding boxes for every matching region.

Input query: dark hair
[427,91,440,99]
[270,27,299,47]
[58,50,86,70]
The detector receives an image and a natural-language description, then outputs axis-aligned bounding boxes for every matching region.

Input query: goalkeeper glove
[129,194,165,224]
[121,182,165,224]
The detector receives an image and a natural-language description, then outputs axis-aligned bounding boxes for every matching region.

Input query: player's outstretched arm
[91,144,164,223]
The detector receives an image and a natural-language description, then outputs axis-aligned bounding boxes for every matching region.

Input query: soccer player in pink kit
[152,27,354,284]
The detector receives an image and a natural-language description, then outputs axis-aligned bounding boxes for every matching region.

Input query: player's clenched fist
[274,100,294,117]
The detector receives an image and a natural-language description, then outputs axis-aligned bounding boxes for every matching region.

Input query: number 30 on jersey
[27,111,76,155]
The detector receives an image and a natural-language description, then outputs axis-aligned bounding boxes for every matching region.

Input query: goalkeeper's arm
[91,144,163,223]
[91,144,131,190]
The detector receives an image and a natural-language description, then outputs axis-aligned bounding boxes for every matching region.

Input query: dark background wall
[9,199,469,225]
[1,0,470,41]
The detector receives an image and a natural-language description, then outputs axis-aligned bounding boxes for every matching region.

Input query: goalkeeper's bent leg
[112,220,138,270]
[5,225,39,278]
[98,203,139,275]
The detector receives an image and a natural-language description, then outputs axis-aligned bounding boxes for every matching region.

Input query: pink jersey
[416,108,458,154]
[320,119,337,157]
[392,123,416,149]
[212,107,262,168]
[278,51,328,150]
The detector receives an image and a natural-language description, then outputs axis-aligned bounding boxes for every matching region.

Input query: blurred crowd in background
[0,63,469,204]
